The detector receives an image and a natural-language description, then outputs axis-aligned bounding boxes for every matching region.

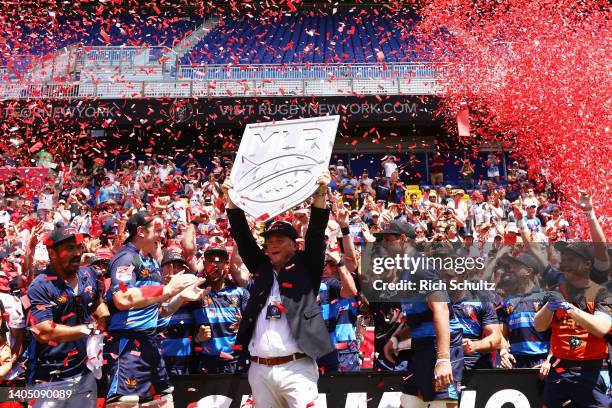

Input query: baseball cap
[471,190,483,200]
[375,220,416,239]
[554,241,594,261]
[506,253,542,274]
[161,248,188,267]
[124,211,155,244]
[88,248,113,266]
[102,220,118,234]
[261,221,299,241]
[203,246,229,259]
[505,223,519,234]
[44,227,83,248]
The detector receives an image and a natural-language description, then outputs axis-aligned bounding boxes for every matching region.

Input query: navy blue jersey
[335,296,359,346]
[157,303,197,376]
[26,267,100,382]
[192,281,249,360]
[319,278,340,346]
[498,289,550,356]
[400,256,462,345]
[105,243,162,332]
[452,294,498,369]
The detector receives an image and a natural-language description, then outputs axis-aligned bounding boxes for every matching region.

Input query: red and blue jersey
[498,289,550,357]
[319,278,359,351]
[192,282,249,361]
[452,292,499,369]
[26,267,100,383]
[106,243,162,332]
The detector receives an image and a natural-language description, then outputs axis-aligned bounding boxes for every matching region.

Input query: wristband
[390,336,399,350]
[340,226,350,236]
[435,358,451,366]
[140,285,165,298]
[79,324,92,335]
[337,260,345,268]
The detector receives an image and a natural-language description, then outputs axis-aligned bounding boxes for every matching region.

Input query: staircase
[162,17,220,78]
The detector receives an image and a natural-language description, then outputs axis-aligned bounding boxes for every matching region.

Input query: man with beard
[105,212,199,408]
[380,223,463,408]
[26,227,106,407]
[498,253,550,369]
[192,246,249,374]
[534,242,612,407]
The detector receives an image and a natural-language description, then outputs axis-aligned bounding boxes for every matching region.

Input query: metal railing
[76,46,169,69]
[0,75,441,99]
[177,62,437,81]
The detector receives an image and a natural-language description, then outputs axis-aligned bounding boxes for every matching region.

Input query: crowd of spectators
[0,150,609,405]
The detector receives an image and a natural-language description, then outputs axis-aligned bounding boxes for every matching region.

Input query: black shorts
[402,339,464,401]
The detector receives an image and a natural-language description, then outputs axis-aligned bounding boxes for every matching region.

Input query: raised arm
[571,190,609,271]
[304,171,331,291]
[222,179,267,273]
[229,246,251,288]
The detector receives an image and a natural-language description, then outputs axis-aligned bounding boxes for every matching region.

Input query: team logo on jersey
[139,268,150,278]
[230,296,239,308]
[568,336,582,350]
[56,294,68,304]
[116,265,135,282]
[533,302,541,311]
[125,377,138,389]
[84,286,94,298]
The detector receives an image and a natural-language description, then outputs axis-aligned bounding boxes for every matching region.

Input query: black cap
[375,220,416,239]
[203,246,229,259]
[506,253,542,274]
[124,211,155,244]
[44,227,83,248]
[261,221,299,241]
[161,248,188,266]
[554,241,594,261]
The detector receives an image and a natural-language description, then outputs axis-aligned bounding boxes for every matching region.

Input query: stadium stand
[181,11,420,65]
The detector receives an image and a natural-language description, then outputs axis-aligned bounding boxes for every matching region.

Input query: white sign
[229,116,339,221]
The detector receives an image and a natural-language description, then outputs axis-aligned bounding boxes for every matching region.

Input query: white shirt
[71,214,92,235]
[0,292,25,380]
[170,199,188,223]
[249,271,302,358]
[325,220,341,249]
[447,200,468,221]
[0,210,10,225]
[383,161,398,178]
[38,194,54,211]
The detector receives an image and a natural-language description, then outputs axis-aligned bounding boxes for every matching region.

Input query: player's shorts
[543,362,611,408]
[106,331,172,403]
[513,353,548,368]
[195,355,239,374]
[402,338,463,401]
[162,355,191,376]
